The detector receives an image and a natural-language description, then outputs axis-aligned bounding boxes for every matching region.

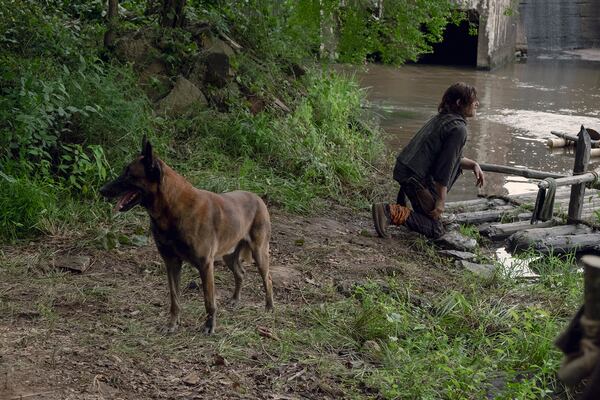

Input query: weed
[459,224,480,242]
[0,171,57,241]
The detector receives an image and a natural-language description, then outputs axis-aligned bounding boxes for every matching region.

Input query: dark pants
[396,180,444,239]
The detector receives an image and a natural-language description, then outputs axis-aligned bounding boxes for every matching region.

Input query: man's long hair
[438,82,478,116]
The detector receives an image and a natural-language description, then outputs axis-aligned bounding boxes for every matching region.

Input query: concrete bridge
[424,0,600,70]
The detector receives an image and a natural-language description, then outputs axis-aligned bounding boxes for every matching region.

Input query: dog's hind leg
[163,256,183,334]
[251,242,274,311]
[223,243,247,308]
[196,257,217,335]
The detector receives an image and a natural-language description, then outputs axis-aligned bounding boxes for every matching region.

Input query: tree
[160,0,187,28]
[104,0,119,49]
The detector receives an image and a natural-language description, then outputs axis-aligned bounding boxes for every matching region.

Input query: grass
[0,235,583,399]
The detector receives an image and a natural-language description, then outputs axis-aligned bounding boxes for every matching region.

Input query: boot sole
[372,204,390,239]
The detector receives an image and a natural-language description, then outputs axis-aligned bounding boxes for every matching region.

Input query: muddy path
[0,206,467,399]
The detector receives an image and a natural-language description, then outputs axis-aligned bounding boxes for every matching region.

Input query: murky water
[357,52,600,201]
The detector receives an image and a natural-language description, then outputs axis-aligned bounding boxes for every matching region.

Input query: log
[507,187,573,202]
[538,172,598,189]
[582,255,600,321]
[551,131,600,148]
[445,197,507,213]
[479,163,564,179]
[532,234,600,254]
[569,126,592,222]
[507,224,595,253]
[454,208,530,225]
[547,138,572,148]
[482,219,558,240]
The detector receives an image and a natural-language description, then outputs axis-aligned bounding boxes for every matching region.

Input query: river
[357,51,600,201]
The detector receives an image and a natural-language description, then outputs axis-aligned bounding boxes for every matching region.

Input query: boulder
[156,76,207,116]
[139,61,172,102]
[456,260,496,280]
[204,52,230,87]
[434,230,478,252]
[438,250,477,261]
[201,35,235,57]
[115,35,155,67]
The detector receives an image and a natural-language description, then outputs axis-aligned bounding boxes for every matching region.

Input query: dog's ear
[142,138,161,182]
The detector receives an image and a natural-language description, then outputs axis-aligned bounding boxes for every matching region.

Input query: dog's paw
[203,318,215,335]
[227,298,241,309]
[160,321,179,335]
[160,323,179,335]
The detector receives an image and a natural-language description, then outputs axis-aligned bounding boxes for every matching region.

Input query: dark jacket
[394,112,467,192]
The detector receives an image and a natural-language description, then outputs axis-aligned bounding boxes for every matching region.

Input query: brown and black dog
[100,137,273,334]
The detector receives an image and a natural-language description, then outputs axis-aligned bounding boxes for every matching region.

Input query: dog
[100,137,274,334]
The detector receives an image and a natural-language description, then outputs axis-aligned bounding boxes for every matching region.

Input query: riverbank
[0,201,581,399]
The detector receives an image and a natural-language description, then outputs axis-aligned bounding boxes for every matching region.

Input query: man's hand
[429,199,444,220]
[473,163,485,188]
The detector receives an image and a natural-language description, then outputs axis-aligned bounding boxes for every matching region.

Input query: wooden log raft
[445,197,508,213]
[482,219,558,240]
[551,131,600,148]
[507,224,595,254]
[454,208,531,225]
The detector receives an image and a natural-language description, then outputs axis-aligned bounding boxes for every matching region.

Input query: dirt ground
[0,205,466,400]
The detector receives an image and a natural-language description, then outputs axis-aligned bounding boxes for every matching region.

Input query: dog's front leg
[197,257,217,335]
[164,257,183,333]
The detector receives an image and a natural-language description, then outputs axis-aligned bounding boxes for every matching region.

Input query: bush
[0,171,56,241]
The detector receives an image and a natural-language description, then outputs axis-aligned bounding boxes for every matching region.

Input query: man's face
[464,98,479,118]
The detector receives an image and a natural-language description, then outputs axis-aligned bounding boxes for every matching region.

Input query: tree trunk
[104,0,119,49]
[161,0,186,28]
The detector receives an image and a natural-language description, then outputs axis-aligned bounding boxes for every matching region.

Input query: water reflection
[356,54,600,201]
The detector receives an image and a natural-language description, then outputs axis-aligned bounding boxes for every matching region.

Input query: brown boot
[372,203,391,238]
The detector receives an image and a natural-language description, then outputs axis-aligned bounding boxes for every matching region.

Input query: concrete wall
[456,0,519,70]
[580,0,600,48]
[519,0,600,51]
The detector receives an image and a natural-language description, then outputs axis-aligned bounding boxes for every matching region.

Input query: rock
[139,61,172,102]
[204,52,230,87]
[188,58,207,90]
[115,35,154,66]
[362,340,382,362]
[182,372,201,386]
[438,250,477,261]
[201,35,235,57]
[52,255,91,273]
[456,260,496,279]
[156,76,207,116]
[434,231,478,252]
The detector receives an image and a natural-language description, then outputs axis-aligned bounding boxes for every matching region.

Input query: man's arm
[430,181,447,220]
[460,157,485,188]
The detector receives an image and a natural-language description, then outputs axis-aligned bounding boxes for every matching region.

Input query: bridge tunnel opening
[417,10,479,67]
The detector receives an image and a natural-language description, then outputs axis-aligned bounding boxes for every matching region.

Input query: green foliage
[163,68,382,212]
[0,171,56,241]
[0,0,460,237]
[459,224,481,242]
[310,280,567,399]
[192,0,463,65]
[0,56,153,194]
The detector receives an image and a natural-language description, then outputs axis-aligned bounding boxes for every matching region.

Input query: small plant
[0,171,56,241]
[459,224,480,242]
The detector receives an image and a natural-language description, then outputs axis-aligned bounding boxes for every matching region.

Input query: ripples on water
[356,51,600,201]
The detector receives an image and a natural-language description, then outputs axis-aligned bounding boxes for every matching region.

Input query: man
[372,82,485,239]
